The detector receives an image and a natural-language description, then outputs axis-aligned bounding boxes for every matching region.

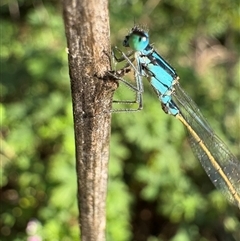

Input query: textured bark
[63,0,116,240]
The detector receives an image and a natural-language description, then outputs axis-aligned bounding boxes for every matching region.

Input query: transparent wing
[173,83,240,207]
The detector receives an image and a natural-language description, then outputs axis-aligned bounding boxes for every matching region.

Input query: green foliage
[1,0,240,241]
[1,2,78,241]
[110,0,240,240]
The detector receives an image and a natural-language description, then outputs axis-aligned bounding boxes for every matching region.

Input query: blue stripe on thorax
[135,46,179,115]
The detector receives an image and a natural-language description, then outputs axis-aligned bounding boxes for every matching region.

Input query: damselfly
[112,26,240,208]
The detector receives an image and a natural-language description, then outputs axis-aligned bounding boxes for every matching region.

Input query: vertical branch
[63,0,116,240]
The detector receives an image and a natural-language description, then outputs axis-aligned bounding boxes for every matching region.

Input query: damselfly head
[123,26,149,51]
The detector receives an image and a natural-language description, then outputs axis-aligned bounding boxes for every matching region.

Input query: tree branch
[63,0,116,240]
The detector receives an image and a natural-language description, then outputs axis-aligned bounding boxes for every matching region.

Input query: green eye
[123,27,149,50]
[128,34,149,51]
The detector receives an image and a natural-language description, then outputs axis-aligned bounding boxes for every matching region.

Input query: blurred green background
[1,0,240,241]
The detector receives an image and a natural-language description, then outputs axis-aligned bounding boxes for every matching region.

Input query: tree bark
[63,0,116,240]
